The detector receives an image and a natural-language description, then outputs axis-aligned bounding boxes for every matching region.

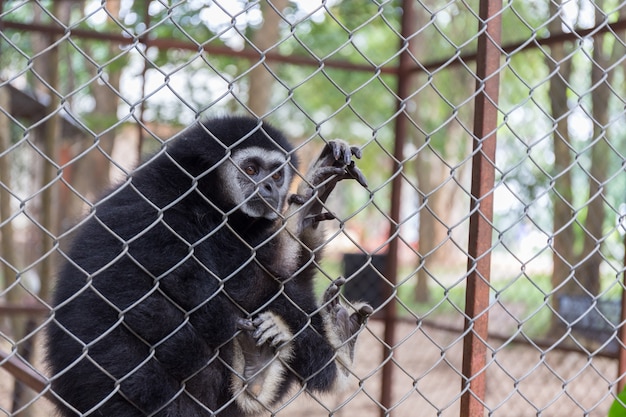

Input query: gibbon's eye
[244,165,258,176]
[272,171,282,181]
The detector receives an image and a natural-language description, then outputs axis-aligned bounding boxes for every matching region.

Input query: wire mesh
[1,0,626,416]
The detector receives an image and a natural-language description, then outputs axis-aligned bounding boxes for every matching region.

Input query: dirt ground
[0,318,618,417]
[283,319,617,417]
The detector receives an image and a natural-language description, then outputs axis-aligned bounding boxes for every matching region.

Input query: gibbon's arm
[282,140,372,387]
[230,140,371,414]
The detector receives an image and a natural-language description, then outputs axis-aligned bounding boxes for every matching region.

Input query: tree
[547,1,625,331]
[577,3,624,294]
[61,0,125,220]
[546,1,577,318]
[247,0,289,116]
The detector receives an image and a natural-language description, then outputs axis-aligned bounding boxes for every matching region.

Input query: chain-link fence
[2,1,626,416]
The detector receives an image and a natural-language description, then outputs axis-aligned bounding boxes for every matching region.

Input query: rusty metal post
[618,231,626,393]
[379,1,416,416]
[460,1,502,417]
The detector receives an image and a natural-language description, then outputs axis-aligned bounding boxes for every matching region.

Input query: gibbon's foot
[289,140,368,230]
[321,278,373,364]
[250,313,293,349]
[232,312,294,413]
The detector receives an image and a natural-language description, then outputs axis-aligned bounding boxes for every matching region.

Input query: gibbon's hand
[288,140,367,230]
[232,313,294,413]
[321,278,372,364]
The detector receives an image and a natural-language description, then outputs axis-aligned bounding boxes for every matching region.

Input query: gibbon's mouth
[246,195,280,218]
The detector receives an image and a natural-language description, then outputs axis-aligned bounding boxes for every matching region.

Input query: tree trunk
[578,5,618,296]
[61,0,122,225]
[247,0,288,116]
[548,3,620,322]
[0,68,16,300]
[547,2,576,323]
[415,149,436,303]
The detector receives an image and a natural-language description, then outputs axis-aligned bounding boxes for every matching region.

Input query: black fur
[46,116,351,416]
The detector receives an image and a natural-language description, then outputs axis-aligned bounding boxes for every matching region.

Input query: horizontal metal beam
[0,348,48,396]
[0,20,398,75]
[3,15,626,76]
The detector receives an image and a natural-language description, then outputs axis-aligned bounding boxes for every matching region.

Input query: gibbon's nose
[259,181,275,198]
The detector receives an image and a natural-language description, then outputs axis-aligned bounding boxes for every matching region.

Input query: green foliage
[609,387,626,417]
[398,277,466,318]
[398,270,558,339]
[4,1,625,281]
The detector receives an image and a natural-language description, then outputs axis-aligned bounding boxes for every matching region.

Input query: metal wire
[1,0,626,416]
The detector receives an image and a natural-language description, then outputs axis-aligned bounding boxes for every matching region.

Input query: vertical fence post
[379,1,416,416]
[460,1,502,416]
[618,231,626,393]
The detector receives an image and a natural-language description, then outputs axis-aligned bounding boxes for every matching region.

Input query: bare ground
[0,319,618,417]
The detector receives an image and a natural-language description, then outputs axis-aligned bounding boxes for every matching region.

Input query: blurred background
[1,1,626,416]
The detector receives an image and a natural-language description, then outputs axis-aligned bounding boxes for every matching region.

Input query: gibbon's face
[221,147,293,220]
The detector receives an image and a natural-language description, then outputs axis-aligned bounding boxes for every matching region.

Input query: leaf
[609,387,626,417]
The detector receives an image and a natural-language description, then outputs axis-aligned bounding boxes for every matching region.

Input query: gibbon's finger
[350,146,362,159]
[323,283,341,305]
[252,321,271,339]
[327,286,340,305]
[342,146,352,166]
[288,187,315,206]
[333,277,347,288]
[348,304,373,334]
[328,140,350,165]
[269,328,292,348]
[312,166,344,186]
[358,304,374,317]
[336,306,351,335]
[253,320,276,346]
[346,162,368,188]
[313,212,336,223]
[330,140,354,166]
[236,318,255,331]
[300,212,334,230]
[329,140,343,162]
[288,193,308,205]
[255,330,273,347]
